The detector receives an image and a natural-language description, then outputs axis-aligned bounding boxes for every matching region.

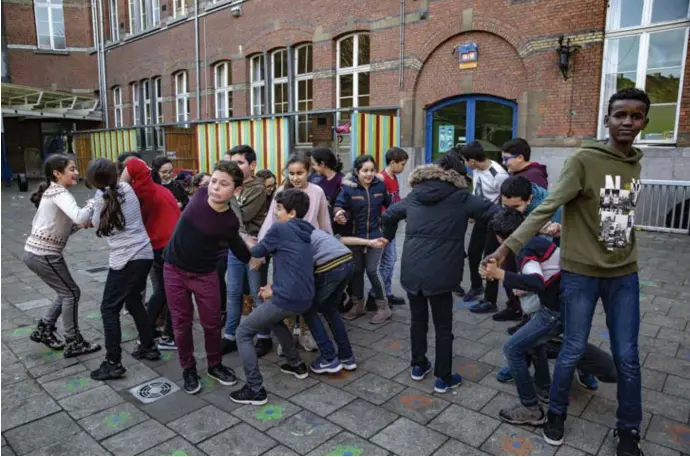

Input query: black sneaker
[387,295,406,306]
[615,428,643,456]
[183,368,201,394]
[229,384,268,405]
[492,308,523,322]
[157,337,177,351]
[90,360,126,380]
[543,410,566,446]
[63,333,101,358]
[453,285,466,297]
[30,320,65,350]
[222,338,237,354]
[469,300,498,314]
[207,363,238,386]
[280,362,309,379]
[132,344,162,361]
[462,287,484,302]
[255,338,273,358]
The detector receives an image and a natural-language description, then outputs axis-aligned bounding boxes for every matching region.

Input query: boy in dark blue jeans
[481,209,561,426]
[230,189,314,405]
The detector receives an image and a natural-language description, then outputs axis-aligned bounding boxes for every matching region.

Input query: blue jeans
[550,271,641,429]
[224,251,264,339]
[304,261,354,361]
[369,238,396,297]
[503,307,560,406]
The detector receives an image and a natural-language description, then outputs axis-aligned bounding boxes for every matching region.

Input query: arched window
[112,86,123,127]
[271,49,289,114]
[174,71,190,122]
[250,55,265,115]
[214,61,232,119]
[295,43,313,143]
[336,33,370,121]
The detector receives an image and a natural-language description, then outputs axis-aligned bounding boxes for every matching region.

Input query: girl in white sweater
[24,154,101,358]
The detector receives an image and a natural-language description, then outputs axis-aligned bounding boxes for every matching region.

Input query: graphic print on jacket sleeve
[598,175,641,251]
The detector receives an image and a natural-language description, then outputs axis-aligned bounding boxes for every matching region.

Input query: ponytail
[86,158,126,237]
[31,154,73,208]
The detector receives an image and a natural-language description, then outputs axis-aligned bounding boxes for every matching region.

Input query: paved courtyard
[2,182,690,456]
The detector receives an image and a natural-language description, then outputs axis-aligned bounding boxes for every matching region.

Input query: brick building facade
[2,0,690,181]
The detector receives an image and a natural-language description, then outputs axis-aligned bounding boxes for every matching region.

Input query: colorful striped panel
[350,113,401,166]
[196,118,291,182]
[89,129,137,161]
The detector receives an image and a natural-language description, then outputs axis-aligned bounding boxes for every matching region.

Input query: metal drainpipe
[203,16,209,119]
[90,0,104,123]
[398,0,405,89]
[97,0,109,127]
[194,0,201,120]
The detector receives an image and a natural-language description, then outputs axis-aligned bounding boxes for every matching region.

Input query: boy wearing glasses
[501,138,548,189]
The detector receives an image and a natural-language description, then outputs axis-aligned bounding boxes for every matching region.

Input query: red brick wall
[678,49,690,147]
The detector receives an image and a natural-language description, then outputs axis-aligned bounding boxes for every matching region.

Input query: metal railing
[636,179,690,234]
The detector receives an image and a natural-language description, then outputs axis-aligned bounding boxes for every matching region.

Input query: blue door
[425,95,518,163]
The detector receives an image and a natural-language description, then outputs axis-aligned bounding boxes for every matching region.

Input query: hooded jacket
[528,183,562,224]
[237,177,267,236]
[250,218,315,312]
[126,158,180,250]
[382,165,498,296]
[335,173,391,239]
[514,162,549,189]
[505,140,643,277]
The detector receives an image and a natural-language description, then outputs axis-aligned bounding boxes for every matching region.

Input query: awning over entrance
[1,83,103,121]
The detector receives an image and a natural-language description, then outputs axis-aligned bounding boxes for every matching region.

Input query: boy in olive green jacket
[487,88,649,456]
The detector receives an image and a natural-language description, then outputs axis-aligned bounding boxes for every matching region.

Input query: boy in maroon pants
[164,160,252,395]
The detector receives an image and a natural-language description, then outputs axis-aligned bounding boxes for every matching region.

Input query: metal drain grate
[128,377,180,404]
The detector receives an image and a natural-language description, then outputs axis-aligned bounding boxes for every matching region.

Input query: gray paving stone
[25,431,109,456]
[480,423,557,456]
[433,438,488,455]
[559,415,609,454]
[263,445,299,456]
[639,322,661,338]
[16,347,66,368]
[77,401,150,440]
[308,431,388,456]
[371,335,412,359]
[452,356,495,383]
[291,382,356,416]
[316,366,368,387]
[345,328,386,347]
[136,389,208,423]
[138,436,205,456]
[642,368,668,391]
[641,387,690,422]
[14,297,51,311]
[358,352,409,378]
[261,372,319,398]
[267,410,342,454]
[453,337,493,360]
[343,372,406,405]
[4,412,81,454]
[663,374,690,400]
[101,419,176,455]
[199,422,277,455]
[480,392,527,422]
[59,384,125,419]
[43,371,104,399]
[1,326,36,342]
[445,380,499,411]
[555,445,588,456]
[199,387,244,413]
[1,362,29,386]
[1,446,14,456]
[478,330,510,349]
[349,343,379,362]
[371,417,448,455]
[428,403,501,447]
[479,348,507,368]
[580,396,651,434]
[27,357,82,378]
[642,313,687,330]
[104,362,160,391]
[230,397,301,431]
[382,387,450,425]
[168,404,239,443]
[1,391,61,432]
[35,362,87,384]
[327,398,399,438]
[392,367,437,393]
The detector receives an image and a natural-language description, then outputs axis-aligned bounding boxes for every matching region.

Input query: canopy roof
[1,83,102,121]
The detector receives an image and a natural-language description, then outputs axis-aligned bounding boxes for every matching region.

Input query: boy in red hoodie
[120,156,181,350]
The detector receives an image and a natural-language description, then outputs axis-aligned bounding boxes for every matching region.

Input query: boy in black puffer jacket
[381,153,499,393]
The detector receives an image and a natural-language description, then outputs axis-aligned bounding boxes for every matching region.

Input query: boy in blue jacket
[230,189,315,406]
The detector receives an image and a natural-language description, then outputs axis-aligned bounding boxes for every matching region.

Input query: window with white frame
[109,0,119,41]
[34,0,66,50]
[143,79,154,147]
[174,0,186,17]
[250,55,265,116]
[152,0,160,26]
[336,33,370,121]
[599,0,690,142]
[154,77,164,148]
[113,87,123,127]
[128,0,160,33]
[295,44,313,144]
[272,49,289,115]
[175,71,190,122]
[131,81,140,125]
[214,62,232,119]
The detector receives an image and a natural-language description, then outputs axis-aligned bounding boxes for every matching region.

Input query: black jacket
[334,174,391,239]
[382,165,499,296]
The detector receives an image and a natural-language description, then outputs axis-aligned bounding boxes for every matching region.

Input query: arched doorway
[425,95,517,163]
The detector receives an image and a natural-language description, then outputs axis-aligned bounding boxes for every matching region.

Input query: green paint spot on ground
[161,351,173,361]
[256,404,284,422]
[12,327,32,337]
[42,350,60,360]
[171,451,188,456]
[200,376,217,388]
[103,411,131,428]
[65,377,90,391]
[328,445,364,456]
[86,311,102,319]
[640,280,658,287]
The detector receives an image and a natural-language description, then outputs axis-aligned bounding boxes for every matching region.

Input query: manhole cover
[128,377,179,404]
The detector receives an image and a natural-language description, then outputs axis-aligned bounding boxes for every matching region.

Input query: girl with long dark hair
[152,156,189,209]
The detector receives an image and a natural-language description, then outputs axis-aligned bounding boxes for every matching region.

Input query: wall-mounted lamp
[556,35,580,80]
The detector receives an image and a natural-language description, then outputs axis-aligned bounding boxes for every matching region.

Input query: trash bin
[17,173,29,192]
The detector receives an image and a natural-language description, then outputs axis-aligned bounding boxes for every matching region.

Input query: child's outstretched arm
[339,236,387,248]
[251,223,281,258]
[381,200,407,241]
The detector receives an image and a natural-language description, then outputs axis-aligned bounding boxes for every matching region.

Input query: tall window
[109,0,119,41]
[143,79,153,147]
[271,49,289,114]
[295,44,314,144]
[175,71,190,122]
[113,87,123,127]
[154,77,164,148]
[250,55,265,116]
[336,33,370,121]
[131,81,140,125]
[174,0,185,17]
[34,0,66,50]
[128,0,159,33]
[152,0,160,26]
[214,62,232,119]
[599,0,690,142]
